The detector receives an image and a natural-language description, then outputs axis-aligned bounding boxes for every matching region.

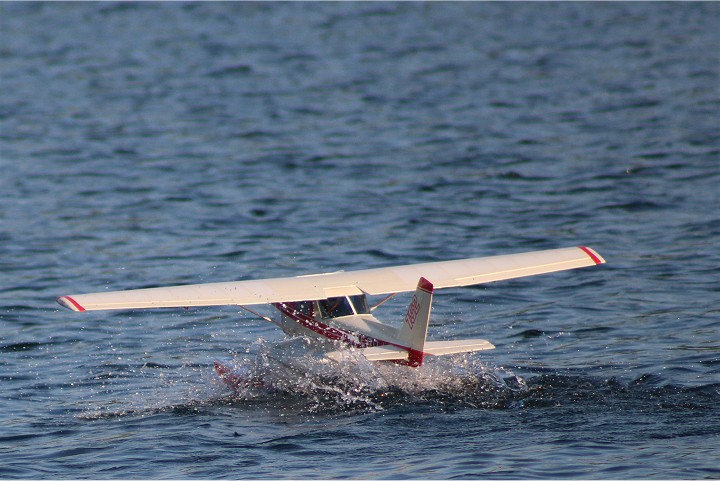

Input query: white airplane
[57,246,605,386]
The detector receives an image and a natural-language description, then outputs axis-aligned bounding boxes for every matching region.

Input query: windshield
[349,294,370,314]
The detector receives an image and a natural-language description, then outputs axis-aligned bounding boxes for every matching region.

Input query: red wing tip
[57,296,86,312]
[418,277,434,292]
[578,246,606,265]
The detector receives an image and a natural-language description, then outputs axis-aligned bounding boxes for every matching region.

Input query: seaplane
[57,246,605,388]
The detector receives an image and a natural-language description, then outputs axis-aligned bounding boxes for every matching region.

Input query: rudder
[399,277,434,366]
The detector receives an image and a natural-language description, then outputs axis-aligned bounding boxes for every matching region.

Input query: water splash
[77,337,720,421]
[217,337,528,414]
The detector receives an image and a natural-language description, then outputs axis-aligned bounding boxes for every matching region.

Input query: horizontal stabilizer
[326,345,409,363]
[326,338,495,364]
[423,339,495,356]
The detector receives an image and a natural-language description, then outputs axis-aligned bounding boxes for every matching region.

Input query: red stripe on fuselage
[273,303,431,366]
[273,303,385,349]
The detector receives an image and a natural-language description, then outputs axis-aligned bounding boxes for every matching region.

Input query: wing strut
[238,305,282,328]
[370,293,397,311]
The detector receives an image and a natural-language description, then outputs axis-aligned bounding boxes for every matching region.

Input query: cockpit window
[349,294,370,314]
[318,297,354,318]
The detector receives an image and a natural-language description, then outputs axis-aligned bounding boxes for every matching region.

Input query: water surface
[1,2,719,479]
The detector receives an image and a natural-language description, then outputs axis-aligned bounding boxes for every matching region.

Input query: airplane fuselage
[273,295,400,349]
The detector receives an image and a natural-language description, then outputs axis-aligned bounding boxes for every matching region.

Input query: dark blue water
[1,2,719,478]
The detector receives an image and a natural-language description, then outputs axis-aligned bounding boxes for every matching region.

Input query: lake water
[1,2,719,479]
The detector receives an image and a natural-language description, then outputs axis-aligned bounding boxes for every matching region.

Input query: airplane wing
[57,246,605,312]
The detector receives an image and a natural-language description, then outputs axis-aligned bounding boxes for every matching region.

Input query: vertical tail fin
[399,277,434,367]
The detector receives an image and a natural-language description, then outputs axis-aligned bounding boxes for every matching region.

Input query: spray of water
[77,336,528,419]
[219,337,528,413]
